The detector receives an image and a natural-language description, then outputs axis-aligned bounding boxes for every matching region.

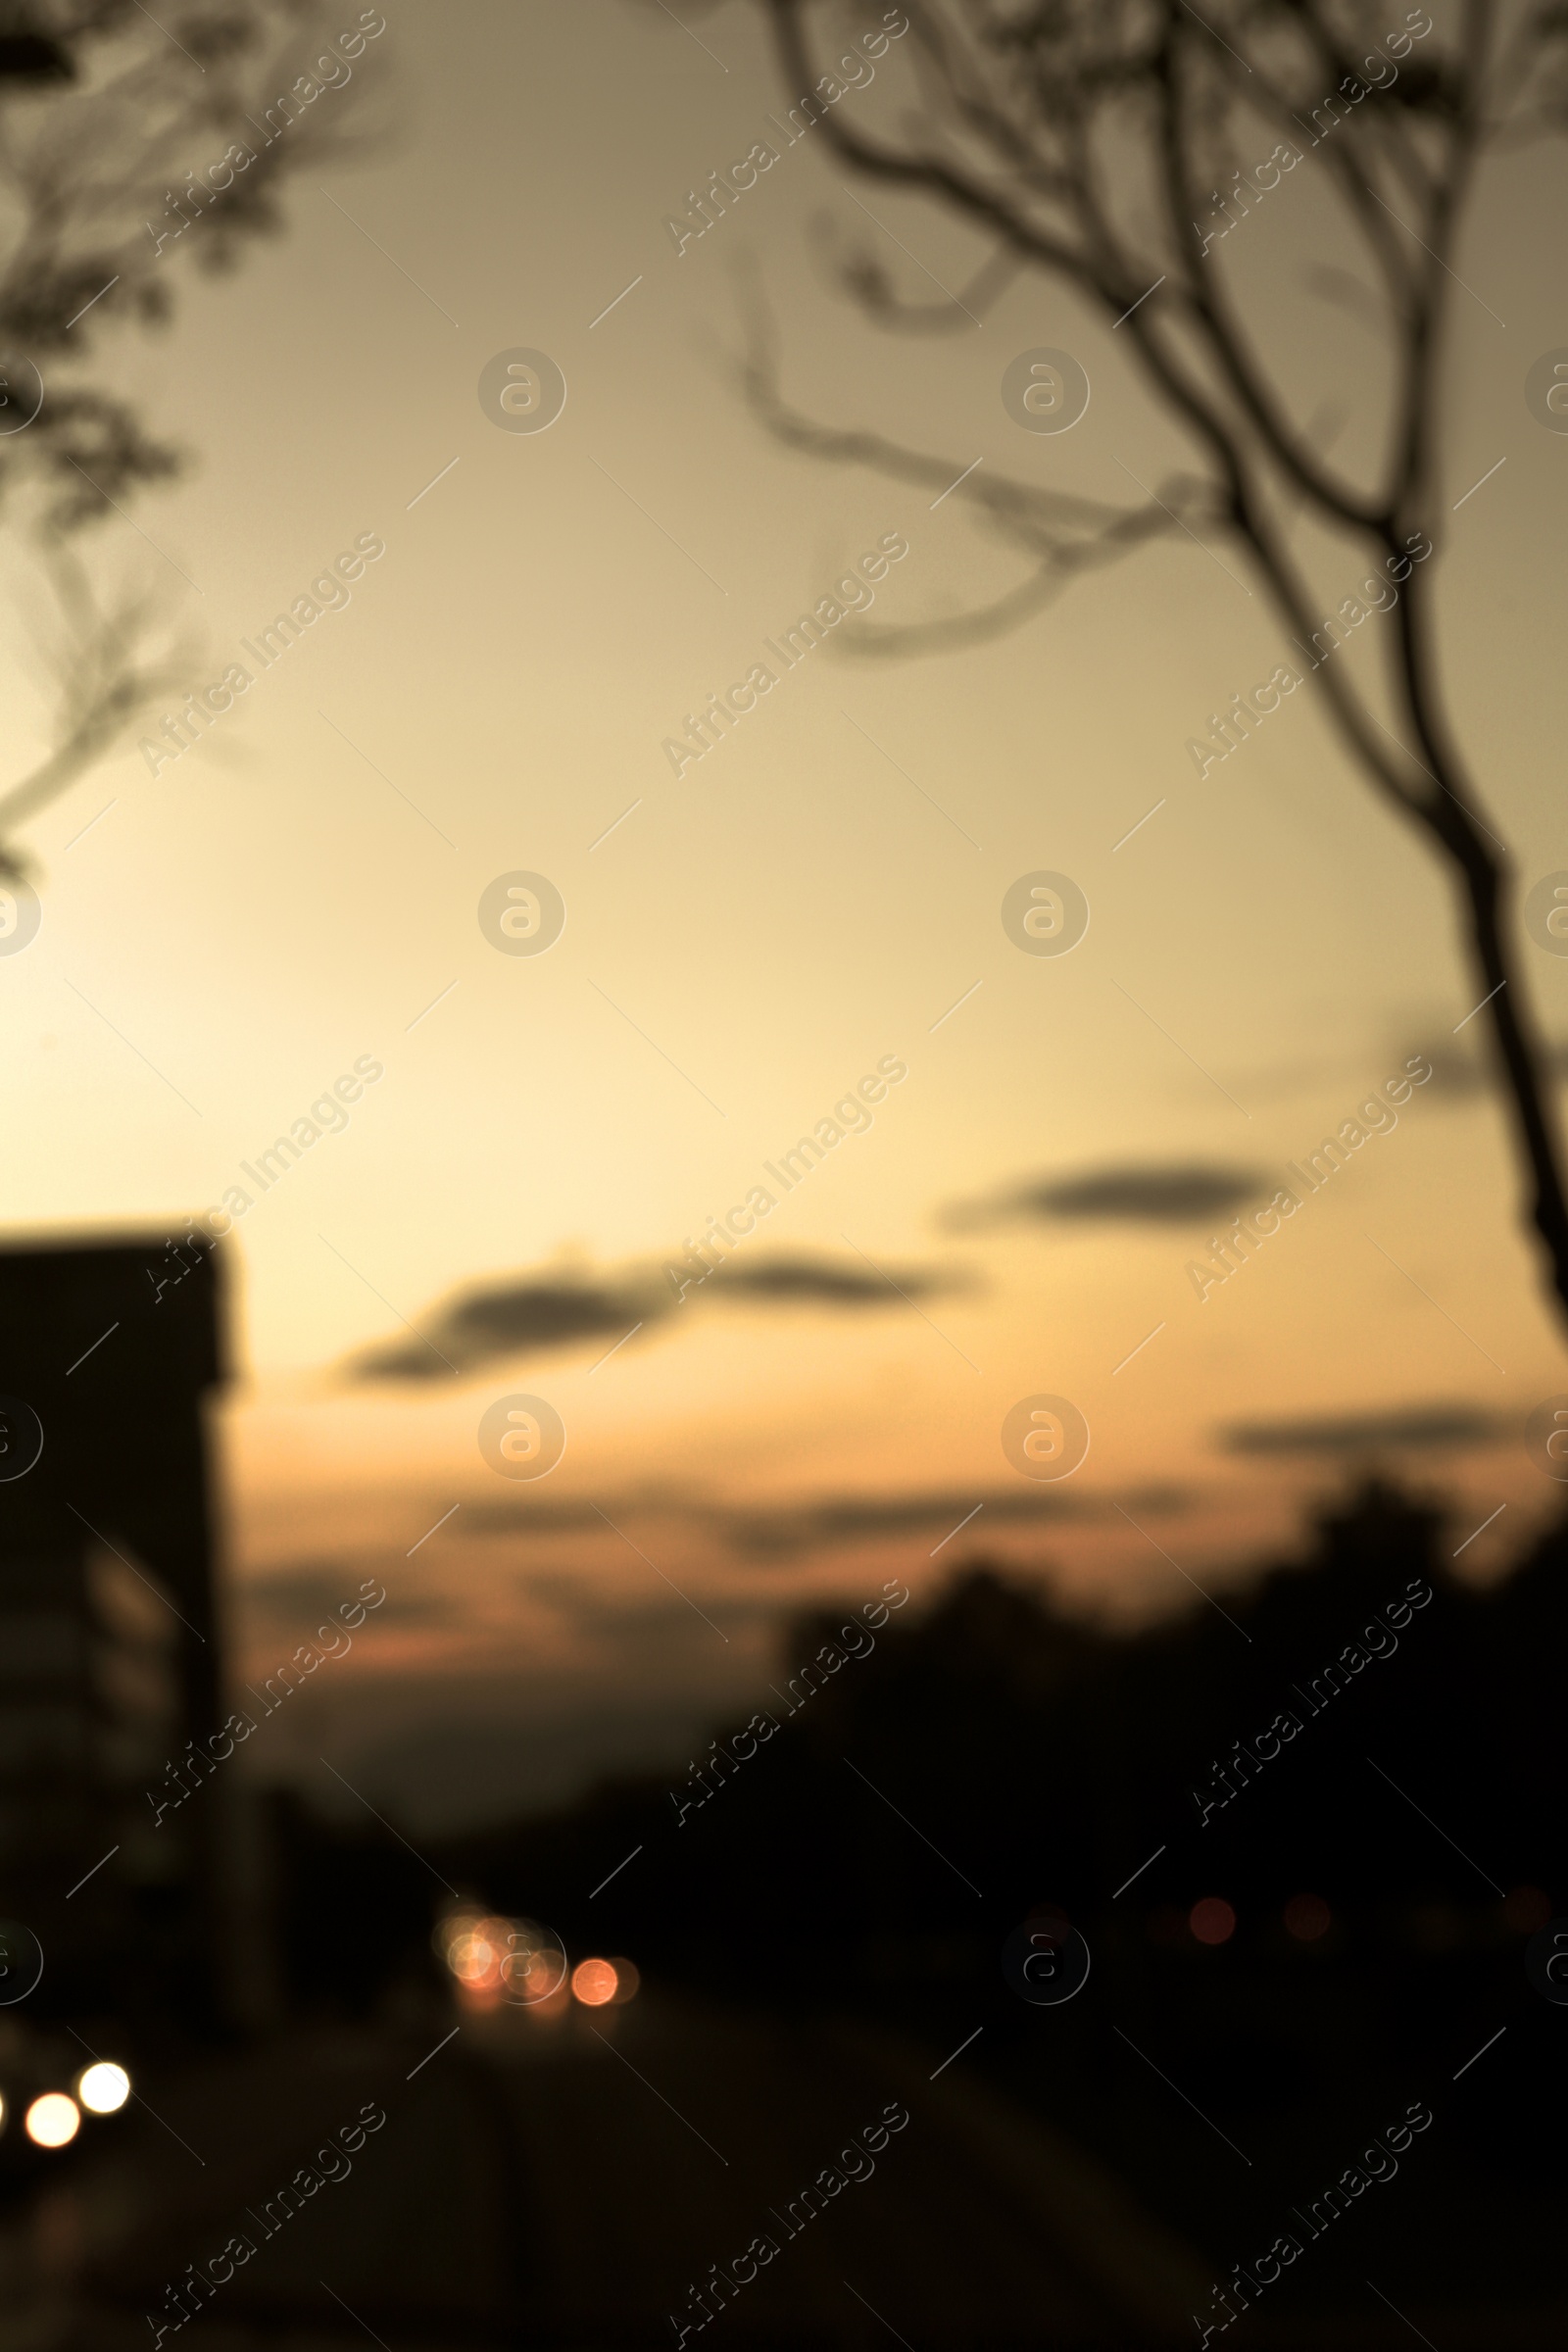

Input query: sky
[2,0,1566,1828]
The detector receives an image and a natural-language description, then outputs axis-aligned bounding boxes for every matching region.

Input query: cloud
[352,1273,666,1380]
[346,1250,968,1382]
[1401,1034,1568,1102]
[464,1481,1192,1556]
[240,1568,363,1625]
[1417,1045,1490,1099]
[722,1487,1101,1558]
[705,1251,966,1306]
[239,1567,463,1630]
[948,1162,1264,1231]
[517,1572,781,1636]
[470,1499,613,1532]
[1218,1402,1505,1457]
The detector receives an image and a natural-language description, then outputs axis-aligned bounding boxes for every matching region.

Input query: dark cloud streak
[462,1481,1192,1557]
[948,1162,1265,1230]
[1218,1402,1505,1456]
[346,1250,972,1382]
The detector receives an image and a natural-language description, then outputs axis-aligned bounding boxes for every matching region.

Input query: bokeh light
[77,2062,131,2114]
[449,1918,509,1990]
[435,1907,569,2012]
[609,1957,640,2003]
[1505,1885,1551,1934]
[1190,1897,1237,1946]
[570,1957,618,2006]
[433,1906,486,1963]
[445,1915,514,2010]
[1285,1893,1332,1941]
[25,2093,80,2148]
[498,1918,568,2006]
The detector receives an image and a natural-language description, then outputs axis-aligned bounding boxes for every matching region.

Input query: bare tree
[721,0,1568,1332]
[0,0,382,873]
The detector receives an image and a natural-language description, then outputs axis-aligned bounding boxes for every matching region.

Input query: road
[0,1991,1230,2350]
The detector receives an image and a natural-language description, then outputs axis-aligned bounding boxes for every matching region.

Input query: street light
[24,2093,80,2148]
[77,2062,131,2115]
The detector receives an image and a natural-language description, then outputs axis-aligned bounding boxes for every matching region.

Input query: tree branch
[0,542,195,862]
[725,0,1568,1334]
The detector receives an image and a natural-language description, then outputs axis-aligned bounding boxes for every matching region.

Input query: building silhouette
[0,1233,228,2026]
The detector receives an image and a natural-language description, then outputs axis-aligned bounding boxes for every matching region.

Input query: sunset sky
[2,0,1565,1827]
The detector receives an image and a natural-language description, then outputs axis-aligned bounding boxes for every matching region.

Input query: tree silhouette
[0,0,381,872]
[726,0,1568,1331]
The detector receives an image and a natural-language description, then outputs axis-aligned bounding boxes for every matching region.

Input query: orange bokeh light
[570,1957,618,2006]
[1285,1892,1331,1941]
[450,1933,501,1989]
[1190,1897,1236,1946]
[446,1915,516,1998]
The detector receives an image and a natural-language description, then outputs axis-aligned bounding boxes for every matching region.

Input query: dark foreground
[1,1991,1560,2352]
